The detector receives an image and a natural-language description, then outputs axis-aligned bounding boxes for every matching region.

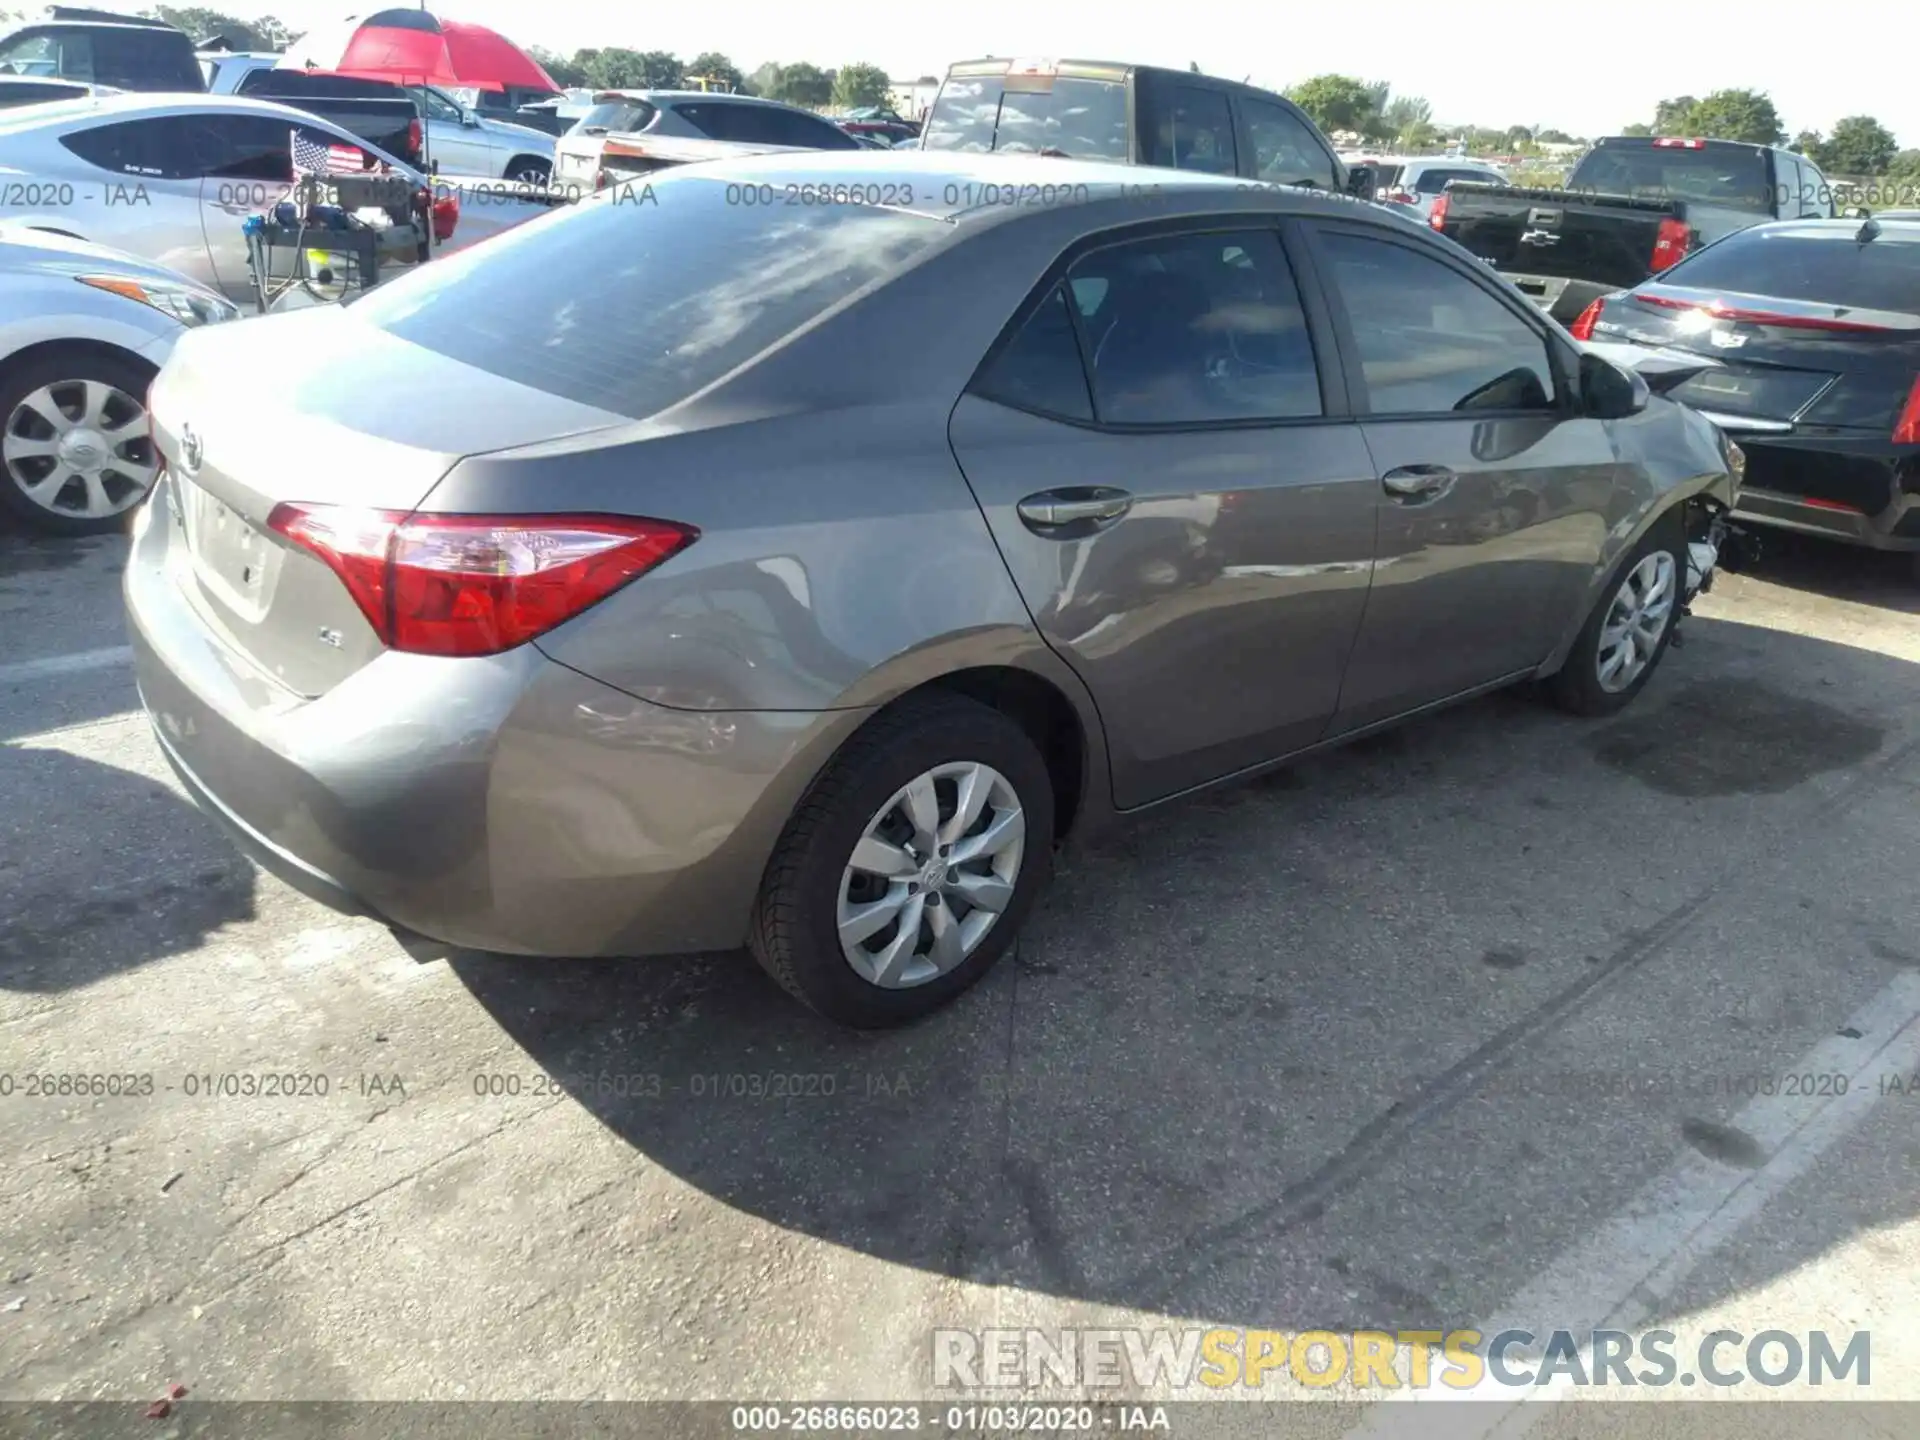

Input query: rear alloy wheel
[0,352,158,535]
[1547,511,1686,716]
[505,157,550,185]
[750,693,1054,1027]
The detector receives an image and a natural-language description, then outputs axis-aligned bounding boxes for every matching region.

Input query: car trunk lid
[147,307,631,699]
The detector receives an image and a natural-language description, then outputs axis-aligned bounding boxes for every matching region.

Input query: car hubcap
[837,761,1025,989]
[3,379,156,520]
[1596,550,1677,693]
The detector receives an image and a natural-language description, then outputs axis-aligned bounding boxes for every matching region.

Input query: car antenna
[1856,216,1880,243]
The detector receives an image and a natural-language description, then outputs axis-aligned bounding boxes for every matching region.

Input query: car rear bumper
[125,479,867,957]
[1724,435,1920,552]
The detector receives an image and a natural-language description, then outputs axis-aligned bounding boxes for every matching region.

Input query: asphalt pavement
[2,516,1917,1427]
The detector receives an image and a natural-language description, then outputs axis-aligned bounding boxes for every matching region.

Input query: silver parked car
[0,92,449,301]
[1,223,236,533]
[126,152,1739,1027]
[554,89,860,190]
[404,84,553,183]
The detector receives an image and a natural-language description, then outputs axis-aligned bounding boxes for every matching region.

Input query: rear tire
[749,692,1054,1028]
[504,157,550,185]
[1547,509,1687,717]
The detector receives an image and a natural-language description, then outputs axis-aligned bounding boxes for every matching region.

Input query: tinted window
[188,113,293,179]
[0,79,83,106]
[61,116,188,176]
[90,28,196,89]
[973,285,1094,420]
[349,172,949,420]
[1319,231,1557,414]
[414,86,464,122]
[1068,230,1321,425]
[0,30,87,80]
[1657,226,1920,314]
[1411,167,1499,194]
[923,74,1129,160]
[1239,97,1335,188]
[1567,142,1772,215]
[1165,86,1236,176]
[574,99,655,133]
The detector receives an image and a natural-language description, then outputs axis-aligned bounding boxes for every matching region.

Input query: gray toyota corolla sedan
[126,151,1740,1027]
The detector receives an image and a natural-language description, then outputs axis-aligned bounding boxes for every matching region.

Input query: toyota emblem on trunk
[178,423,203,475]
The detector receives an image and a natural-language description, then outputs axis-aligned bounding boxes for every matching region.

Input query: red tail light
[407,117,422,158]
[1428,192,1449,230]
[431,190,459,241]
[1632,291,1891,333]
[1650,217,1691,271]
[266,506,698,658]
[1652,137,1707,149]
[1385,188,1416,204]
[1895,375,1920,445]
[1568,297,1606,341]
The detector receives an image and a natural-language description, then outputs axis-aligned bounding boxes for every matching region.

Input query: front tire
[1547,510,1686,717]
[0,348,158,535]
[749,693,1054,1028]
[504,157,550,185]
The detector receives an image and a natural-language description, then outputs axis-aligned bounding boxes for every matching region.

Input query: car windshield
[1658,227,1920,314]
[350,171,952,419]
[1569,142,1772,214]
[922,74,1129,159]
[574,99,653,134]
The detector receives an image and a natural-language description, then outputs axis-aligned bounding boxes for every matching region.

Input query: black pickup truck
[920,58,1377,198]
[1434,135,1842,322]
[237,69,424,171]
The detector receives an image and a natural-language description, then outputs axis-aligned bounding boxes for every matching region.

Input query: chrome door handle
[1016,487,1133,530]
[1381,465,1455,501]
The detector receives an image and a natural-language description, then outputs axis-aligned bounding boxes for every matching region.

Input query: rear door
[54,115,216,282]
[947,222,1378,807]
[1304,220,1617,729]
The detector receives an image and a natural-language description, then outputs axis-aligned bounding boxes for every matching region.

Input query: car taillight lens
[1650,217,1690,271]
[266,506,698,657]
[1895,375,1920,445]
[1428,192,1449,230]
[1386,189,1415,204]
[431,190,459,241]
[1568,297,1606,341]
[408,117,422,156]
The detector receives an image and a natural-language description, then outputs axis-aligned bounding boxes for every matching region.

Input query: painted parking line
[1344,968,1920,1435]
[0,645,132,684]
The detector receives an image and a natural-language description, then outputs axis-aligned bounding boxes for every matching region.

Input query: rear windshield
[922,74,1128,160]
[350,174,951,419]
[1569,142,1772,214]
[572,99,654,134]
[1658,227,1920,314]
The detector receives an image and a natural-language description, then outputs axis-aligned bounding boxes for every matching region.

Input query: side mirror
[460,111,480,127]
[1579,350,1649,419]
[1842,205,1870,219]
[1344,163,1374,198]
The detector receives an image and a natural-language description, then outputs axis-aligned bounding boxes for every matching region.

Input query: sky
[263,0,1918,149]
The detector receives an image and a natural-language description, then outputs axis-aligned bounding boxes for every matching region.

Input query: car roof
[586,89,798,109]
[1750,217,1920,238]
[0,89,343,128]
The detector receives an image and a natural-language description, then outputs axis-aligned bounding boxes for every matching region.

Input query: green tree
[1791,128,1822,155]
[1817,115,1897,175]
[1536,128,1574,144]
[578,49,683,90]
[1652,95,1697,133]
[1620,122,1654,137]
[746,61,783,98]
[687,51,745,93]
[767,60,831,109]
[1284,74,1378,136]
[1685,89,1784,145]
[526,45,586,88]
[1887,149,1920,184]
[830,61,891,110]
[143,6,264,46]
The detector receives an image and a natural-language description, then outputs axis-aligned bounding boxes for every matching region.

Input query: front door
[948,224,1378,807]
[1304,223,1618,731]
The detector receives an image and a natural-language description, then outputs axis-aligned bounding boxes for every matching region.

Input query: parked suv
[920,58,1370,196]
[0,14,202,92]
[1370,156,1508,220]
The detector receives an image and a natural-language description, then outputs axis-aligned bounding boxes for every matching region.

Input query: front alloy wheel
[0,355,158,535]
[837,762,1025,988]
[1596,550,1677,693]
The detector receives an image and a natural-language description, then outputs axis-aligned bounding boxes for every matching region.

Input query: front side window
[1319,231,1558,415]
[1238,97,1335,188]
[1069,229,1322,425]
[415,86,464,122]
[0,30,85,80]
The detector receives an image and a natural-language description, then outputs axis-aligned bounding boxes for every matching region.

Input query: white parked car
[1371,156,1509,221]
[0,223,238,533]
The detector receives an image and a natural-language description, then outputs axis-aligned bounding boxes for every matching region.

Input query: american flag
[291,128,373,178]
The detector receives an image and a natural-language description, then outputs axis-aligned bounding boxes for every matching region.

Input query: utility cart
[243,173,430,314]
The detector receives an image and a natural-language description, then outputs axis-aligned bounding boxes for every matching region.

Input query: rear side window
[1162,86,1236,176]
[1238,97,1335,188]
[61,116,188,176]
[1568,142,1773,215]
[0,79,83,106]
[1068,229,1322,425]
[922,74,1129,160]
[1318,231,1558,414]
[90,28,197,89]
[0,29,88,80]
[973,286,1094,421]
[1658,228,1920,314]
[349,172,951,420]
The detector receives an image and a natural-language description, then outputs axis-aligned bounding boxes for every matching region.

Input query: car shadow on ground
[1736,527,1920,614]
[454,612,1920,1335]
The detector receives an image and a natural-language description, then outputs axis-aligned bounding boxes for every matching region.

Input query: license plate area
[177,474,277,621]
